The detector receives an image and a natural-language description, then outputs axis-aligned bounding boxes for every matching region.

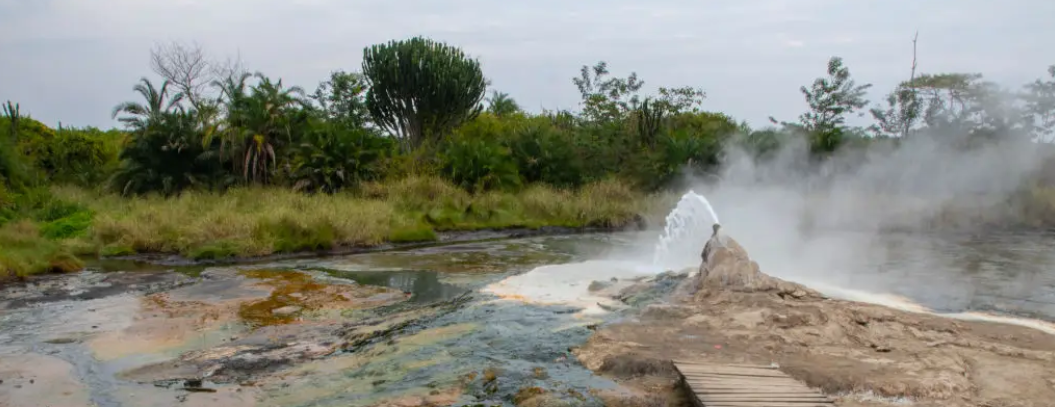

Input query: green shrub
[439,136,520,192]
[40,210,93,239]
[288,123,394,193]
[507,119,587,188]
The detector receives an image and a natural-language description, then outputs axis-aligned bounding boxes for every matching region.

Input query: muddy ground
[574,233,1055,407]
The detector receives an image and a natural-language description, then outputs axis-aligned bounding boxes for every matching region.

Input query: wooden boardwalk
[673,360,835,407]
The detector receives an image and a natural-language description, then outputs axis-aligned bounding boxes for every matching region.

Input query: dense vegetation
[2,36,1055,280]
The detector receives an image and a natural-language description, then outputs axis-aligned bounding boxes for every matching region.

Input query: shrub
[288,123,394,193]
[439,136,521,192]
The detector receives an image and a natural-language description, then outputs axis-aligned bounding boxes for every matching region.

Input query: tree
[904,73,1024,140]
[486,91,521,117]
[111,110,231,196]
[112,78,185,131]
[362,37,487,151]
[0,101,31,189]
[150,41,214,110]
[311,70,372,129]
[573,61,644,123]
[219,73,310,184]
[653,86,707,115]
[871,32,923,138]
[797,57,872,153]
[1023,65,1055,140]
[870,85,923,138]
[2,101,20,137]
[906,73,983,128]
[633,87,707,147]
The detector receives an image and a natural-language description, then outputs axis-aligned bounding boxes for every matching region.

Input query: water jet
[652,190,720,268]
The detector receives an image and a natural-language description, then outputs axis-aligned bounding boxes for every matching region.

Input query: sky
[1,0,1053,130]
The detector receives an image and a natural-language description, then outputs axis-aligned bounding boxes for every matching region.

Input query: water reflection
[748,230,1055,320]
[325,269,467,303]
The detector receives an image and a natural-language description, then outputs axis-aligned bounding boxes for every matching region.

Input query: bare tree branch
[212,50,247,83]
[904,30,919,138]
[150,41,213,109]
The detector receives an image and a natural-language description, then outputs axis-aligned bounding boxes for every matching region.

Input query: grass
[0,220,83,280]
[8,175,1055,282]
[0,176,654,281]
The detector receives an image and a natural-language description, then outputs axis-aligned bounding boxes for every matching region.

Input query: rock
[588,280,613,292]
[597,302,629,312]
[692,233,821,301]
[43,337,79,344]
[271,306,302,317]
[640,304,694,320]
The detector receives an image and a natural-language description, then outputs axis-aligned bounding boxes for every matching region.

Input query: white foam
[799,279,1055,335]
[481,260,661,315]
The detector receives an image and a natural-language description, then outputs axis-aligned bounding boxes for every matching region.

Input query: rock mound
[576,228,1055,407]
[692,231,821,301]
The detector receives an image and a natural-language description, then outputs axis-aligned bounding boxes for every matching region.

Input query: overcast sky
[1,0,1053,129]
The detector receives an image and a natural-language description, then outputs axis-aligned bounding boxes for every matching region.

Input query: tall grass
[49,176,651,262]
[0,220,82,280]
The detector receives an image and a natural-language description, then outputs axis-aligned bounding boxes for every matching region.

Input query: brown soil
[574,232,1055,407]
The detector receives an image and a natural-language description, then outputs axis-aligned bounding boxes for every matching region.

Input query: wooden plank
[684,375,801,384]
[678,369,790,378]
[685,381,806,389]
[676,363,784,372]
[705,405,832,407]
[700,395,832,402]
[701,403,832,407]
[697,390,826,395]
[674,361,779,369]
[681,374,795,380]
[686,382,807,388]
[676,361,833,407]
[701,399,831,404]
[681,373,799,381]
[683,375,803,384]
[677,367,789,378]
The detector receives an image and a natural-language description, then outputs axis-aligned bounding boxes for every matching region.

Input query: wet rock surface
[0,269,195,309]
[0,234,646,407]
[575,232,1055,407]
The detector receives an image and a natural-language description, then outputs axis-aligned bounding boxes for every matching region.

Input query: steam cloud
[682,127,1052,310]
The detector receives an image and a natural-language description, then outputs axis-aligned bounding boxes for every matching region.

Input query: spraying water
[486,190,722,315]
[652,190,720,268]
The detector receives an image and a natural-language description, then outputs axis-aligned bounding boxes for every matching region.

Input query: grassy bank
[0,177,663,281]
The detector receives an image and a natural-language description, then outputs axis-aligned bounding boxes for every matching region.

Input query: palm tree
[487,91,521,117]
[207,71,251,152]
[111,78,185,130]
[216,72,309,184]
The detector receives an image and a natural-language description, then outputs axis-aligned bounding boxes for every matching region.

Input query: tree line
[3,36,1055,202]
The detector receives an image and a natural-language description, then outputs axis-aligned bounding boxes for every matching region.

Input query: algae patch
[237,269,403,328]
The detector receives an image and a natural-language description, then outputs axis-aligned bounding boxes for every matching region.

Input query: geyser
[652,190,721,269]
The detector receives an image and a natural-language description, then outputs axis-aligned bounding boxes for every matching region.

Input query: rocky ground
[0,266,480,407]
[6,232,1054,407]
[574,232,1055,407]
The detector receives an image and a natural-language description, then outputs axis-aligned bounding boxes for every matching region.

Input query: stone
[588,280,613,292]
[271,306,302,317]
